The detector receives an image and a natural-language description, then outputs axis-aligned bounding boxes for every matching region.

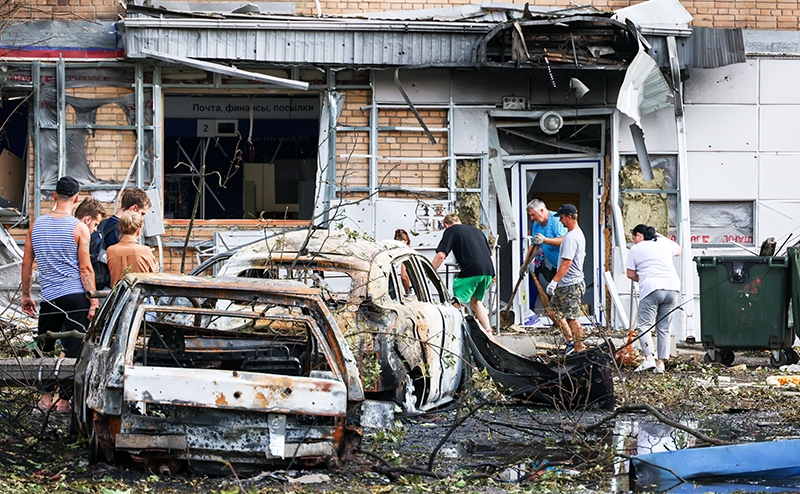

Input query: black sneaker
[563,341,575,356]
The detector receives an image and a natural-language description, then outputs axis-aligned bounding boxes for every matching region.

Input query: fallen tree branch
[34,330,86,342]
[372,464,445,480]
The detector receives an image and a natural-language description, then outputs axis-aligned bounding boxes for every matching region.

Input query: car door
[80,284,135,420]
[412,256,465,405]
[390,254,463,408]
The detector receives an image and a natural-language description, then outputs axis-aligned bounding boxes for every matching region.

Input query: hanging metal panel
[123,20,485,67]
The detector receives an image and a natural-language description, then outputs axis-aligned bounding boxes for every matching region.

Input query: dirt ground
[0,340,799,494]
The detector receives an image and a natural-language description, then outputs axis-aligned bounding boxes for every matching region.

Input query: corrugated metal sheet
[123,8,745,70]
[646,27,745,69]
[122,17,489,66]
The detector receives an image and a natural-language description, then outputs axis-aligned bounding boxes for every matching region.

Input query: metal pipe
[136,63,144,188]
[57,56,66,179]
[32,61,41,220]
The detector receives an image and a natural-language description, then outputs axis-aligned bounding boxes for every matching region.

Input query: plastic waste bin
[787,246,800,341]
[694,256,795,367]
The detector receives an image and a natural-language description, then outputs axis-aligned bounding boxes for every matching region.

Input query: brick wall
[12,0,120,21]
[297,0,800,30]
[17,0,800,31]
[16,0,800,31]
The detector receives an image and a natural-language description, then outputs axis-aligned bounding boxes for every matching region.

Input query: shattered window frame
[689,200,755,247]
[619,154,678,243]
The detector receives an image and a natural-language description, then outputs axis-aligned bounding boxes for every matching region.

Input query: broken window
[133,306,333,378]
[163,95,319,220]
[0,90,28,218]
[419,261,447,305]
[235,265,356,307]
[689,201,754,246]
[620,155,678,242]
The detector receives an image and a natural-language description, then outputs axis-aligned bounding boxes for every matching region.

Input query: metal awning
[121,4,745,71]
[139,49,308,90]
[121,12,492,68]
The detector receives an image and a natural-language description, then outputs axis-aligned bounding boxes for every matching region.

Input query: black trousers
[39,292,89,358]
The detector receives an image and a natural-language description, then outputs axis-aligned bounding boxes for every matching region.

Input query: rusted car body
[208,230,467,411]
[73,273,364,473]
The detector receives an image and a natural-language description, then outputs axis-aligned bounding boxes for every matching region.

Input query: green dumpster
[787,246,800,340]
[694,256,795,367]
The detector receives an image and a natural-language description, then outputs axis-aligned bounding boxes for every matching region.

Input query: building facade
[1,0,798,340]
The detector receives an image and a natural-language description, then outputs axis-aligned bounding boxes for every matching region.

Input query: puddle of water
[611,418,698,492]
[614,419,800,492]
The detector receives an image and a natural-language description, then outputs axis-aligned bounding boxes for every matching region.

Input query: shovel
[531,275,559,323]
[499,245,538,329]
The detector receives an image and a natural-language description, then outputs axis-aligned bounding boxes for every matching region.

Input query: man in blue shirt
[525,199,567,316]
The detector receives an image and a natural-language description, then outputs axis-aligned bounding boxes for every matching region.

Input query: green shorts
[550,281,586,320]
[452,275,494,305]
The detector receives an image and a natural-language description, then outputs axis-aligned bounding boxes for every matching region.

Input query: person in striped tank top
[20,176,100,413]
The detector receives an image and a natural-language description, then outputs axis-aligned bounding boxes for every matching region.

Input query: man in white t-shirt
[545,204,586,353]
[626,224,682,374]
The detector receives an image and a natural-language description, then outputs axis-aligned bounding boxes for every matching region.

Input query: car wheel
[88,416,115,464]
[88,427,101,464]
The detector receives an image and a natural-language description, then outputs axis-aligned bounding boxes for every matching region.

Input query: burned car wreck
[202,230,467,412]
[73,273,364,473]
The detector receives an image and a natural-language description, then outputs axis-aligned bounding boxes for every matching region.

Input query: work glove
[533,233,545,245]
[546,280,558,297]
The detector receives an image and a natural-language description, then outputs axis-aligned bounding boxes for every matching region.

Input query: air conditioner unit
[215,120,238,137]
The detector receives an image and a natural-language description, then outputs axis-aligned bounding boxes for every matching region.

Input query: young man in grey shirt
[545,204,586,353]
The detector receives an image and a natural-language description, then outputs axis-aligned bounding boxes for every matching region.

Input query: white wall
[617,57,800,341]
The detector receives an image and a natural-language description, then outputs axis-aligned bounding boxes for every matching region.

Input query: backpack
[90,219,116,289]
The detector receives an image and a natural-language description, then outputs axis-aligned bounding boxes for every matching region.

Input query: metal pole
[57,56,66,179]
[369,72,378,237]
[136,63,144,188]
[153,65,163,190]
[32,62,41,219]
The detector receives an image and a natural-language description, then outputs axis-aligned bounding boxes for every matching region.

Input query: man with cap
[546,204,586,353]
[21,176,99,412]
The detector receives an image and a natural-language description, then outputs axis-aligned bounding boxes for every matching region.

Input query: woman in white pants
[626,224,682,374]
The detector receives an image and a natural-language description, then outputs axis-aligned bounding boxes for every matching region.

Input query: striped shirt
[30,214,85,302]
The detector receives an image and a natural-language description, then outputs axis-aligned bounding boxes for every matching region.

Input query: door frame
[508,156,604,326]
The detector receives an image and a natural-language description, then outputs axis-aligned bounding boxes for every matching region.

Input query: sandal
[37,394,54,412]
[54,398,72,414]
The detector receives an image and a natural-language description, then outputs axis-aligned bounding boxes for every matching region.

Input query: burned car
[73,273,364,473]
[205,230,467,412]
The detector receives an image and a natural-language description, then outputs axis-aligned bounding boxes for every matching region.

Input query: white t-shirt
[558,227,586,287]
[626,236,681,299]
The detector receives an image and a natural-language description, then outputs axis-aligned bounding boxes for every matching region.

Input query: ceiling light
[540,111,563,135]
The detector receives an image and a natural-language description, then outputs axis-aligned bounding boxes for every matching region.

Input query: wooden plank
[0,358,76,386]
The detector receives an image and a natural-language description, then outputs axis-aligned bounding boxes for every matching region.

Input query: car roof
[227,230,417,269]
[123,272,322,298]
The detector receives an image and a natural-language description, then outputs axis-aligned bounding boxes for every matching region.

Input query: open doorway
[517,160,601,325]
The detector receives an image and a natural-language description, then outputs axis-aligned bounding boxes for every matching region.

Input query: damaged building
[0,0,797,341]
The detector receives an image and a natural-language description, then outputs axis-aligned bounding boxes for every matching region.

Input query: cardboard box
[0,149,25,208]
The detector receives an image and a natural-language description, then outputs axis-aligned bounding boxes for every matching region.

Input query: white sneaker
[635,359,656,372]
[654,361,665,374]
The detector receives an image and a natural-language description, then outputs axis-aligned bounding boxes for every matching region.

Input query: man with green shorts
[545,204,586,353]
[432,214,495,333]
